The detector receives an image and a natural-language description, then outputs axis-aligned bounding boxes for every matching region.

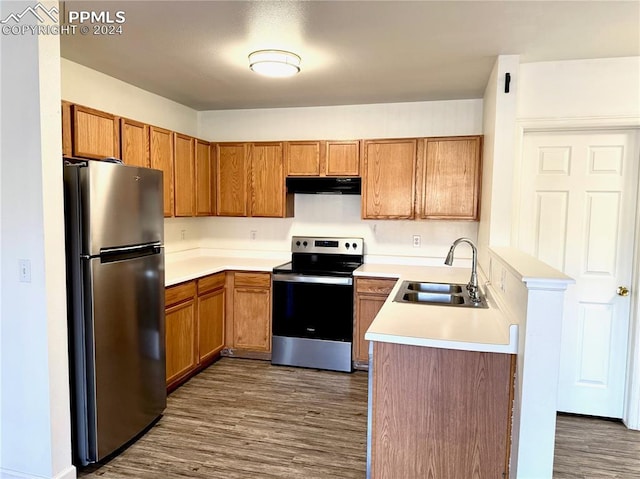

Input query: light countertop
[357,264,518,354]
[165,251,517,354]
[165,254,284,286]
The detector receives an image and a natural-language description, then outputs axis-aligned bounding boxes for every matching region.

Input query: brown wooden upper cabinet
[285,140,360,176]
[61,101,73,156]
[250,142,293,218]
[173,133,196,217]
[150,126,174,217]
[216,142,293,218]
[326,140,360,176]
[195,139,215,216]
[419,136,482,220]
[215,143,249,217]
[362,139,418,219]
[285,141,321,176]
[120,118,150,168]
[71,104,120,160]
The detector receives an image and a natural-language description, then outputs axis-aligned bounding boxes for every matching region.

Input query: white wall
[517,57,640,121]
[61,59,199,136]
[198,99,482,141]
[0,3,74,478]
[197,100,483,260]
[487,248,572,479]
[477,55,519,272]
[198,195,477,263]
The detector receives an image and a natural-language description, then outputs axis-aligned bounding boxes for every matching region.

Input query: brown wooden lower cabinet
[165,281,197,388]
[197,272,225,363]
[369,341,516,479]
[165,273,226,390]
[225,271,272,358]
[354,277,397,368]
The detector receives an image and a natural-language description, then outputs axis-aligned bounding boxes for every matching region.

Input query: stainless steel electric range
[271,236,364,372]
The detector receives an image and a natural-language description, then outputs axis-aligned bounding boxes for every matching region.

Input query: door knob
[617,286,630,297]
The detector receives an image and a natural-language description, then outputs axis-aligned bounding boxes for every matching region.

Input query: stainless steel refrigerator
[63,158,166,466]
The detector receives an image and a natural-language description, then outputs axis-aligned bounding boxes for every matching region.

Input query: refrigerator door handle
[100,243,162,255]
[99,243,163,263]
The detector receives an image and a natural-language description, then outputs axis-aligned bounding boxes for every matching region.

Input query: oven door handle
[272,273,353,286]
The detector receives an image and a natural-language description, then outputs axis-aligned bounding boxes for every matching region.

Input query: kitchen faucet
[444,238,481,303]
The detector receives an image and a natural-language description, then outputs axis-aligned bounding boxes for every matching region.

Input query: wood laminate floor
[79,358,368,479]
[554,413,640,478]
[79,358,640,479]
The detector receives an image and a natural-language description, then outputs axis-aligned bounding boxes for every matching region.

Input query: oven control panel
[291,236,364,255]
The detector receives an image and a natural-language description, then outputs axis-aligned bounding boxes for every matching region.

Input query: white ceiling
[59,1,640,111]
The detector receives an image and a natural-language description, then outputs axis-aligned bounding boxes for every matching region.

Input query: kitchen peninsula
[361,249,572,479]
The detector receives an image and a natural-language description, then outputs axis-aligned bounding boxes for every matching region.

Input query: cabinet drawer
[165,281,196,307]
[234,272,271,289]
[356,277,396,295]
[197,272,225,295]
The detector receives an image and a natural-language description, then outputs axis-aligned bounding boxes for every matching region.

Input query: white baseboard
[0,465,76,479]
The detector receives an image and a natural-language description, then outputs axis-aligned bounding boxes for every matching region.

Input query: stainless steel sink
[402,292,465,304]
[406,282,463,294]
[393,280,487,308]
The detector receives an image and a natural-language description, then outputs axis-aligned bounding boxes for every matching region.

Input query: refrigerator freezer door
[80,161,163,255]
[81,251,166,463]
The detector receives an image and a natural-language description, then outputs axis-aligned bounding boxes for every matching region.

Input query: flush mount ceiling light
[249,49,301,78]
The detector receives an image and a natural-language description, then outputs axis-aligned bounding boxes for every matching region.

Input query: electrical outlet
[250,230,257,240]
[412,235,421,248]
[180,229,186,240]
[19,259,31,283]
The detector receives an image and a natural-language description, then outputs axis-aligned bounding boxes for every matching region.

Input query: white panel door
[519,130,639,418]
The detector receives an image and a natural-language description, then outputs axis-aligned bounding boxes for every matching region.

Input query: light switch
[19,259,31,283]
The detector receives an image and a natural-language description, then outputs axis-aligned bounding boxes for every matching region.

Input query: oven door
[272,273,353,342]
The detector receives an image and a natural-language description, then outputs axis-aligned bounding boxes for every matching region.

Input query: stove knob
[296,241,301,247]
[303,241,308,247]
[345,242,350,249]
[352,243,358,249]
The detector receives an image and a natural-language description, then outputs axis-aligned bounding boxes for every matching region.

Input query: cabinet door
[120,118,150,168]
[195,140,215,216]
[174,133,195,217]
[165,300,197,385]
[355,295,387,364]
[62,101,73,156]
[285,141,322,176]
[362,139,417,219]
[198,288,225,363]
[233,287,271,352]
[150,126,174,217]
[250,142,291,217]
[355,278,396,364]
[326,140,360,176]
[216,143,248,216]
[370,343,514,478]
[72,104,120,160]
[420,136,482,220]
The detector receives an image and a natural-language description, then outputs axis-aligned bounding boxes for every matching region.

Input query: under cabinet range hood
[286,177,361,195]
